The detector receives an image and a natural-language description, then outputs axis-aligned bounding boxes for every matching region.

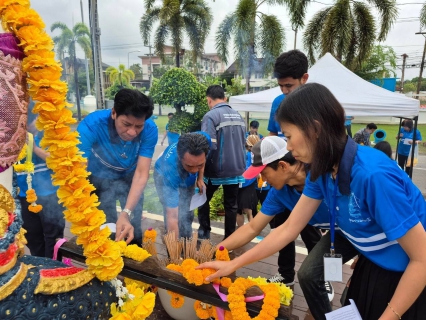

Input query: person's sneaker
[267,272,295,286]
[324,281,334,301]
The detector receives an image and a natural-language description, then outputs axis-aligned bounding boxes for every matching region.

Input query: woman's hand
[196,260,238,281]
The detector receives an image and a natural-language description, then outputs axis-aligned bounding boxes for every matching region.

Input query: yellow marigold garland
[227,278,281,320]
[0,1,154,318]
[248,276,293,306]
[13,134,43,213]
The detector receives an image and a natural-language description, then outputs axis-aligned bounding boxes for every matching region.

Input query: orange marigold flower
[28,204,42,213]
[143,227,157,243]
[215,246,230,261]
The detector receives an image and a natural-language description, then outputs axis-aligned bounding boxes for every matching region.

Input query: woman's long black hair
[276,83,347,181]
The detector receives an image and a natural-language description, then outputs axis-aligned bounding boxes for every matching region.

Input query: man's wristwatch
[122,208,132,219]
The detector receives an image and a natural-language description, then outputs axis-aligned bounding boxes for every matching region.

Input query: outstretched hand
[196,260,238,282]
[115,213,134,244]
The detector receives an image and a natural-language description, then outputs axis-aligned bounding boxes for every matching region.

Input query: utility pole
[400,53,408,93]
[144,42,153,89]
[80,0,91,96]
[89,0,105,109]
[415,32,426,96]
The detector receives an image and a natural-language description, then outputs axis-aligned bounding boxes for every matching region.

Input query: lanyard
[330,174,339,256]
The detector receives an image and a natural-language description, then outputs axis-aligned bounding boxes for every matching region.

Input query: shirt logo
[348,193,371,223]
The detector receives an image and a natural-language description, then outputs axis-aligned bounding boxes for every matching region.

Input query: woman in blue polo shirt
[199,83,426,320]
[77,89,158,245]
[396,119,422,175]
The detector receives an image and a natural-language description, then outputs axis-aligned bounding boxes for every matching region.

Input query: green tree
[51,22,91,121]
[215,0,286,93]
[129,63,143,80]
[106,64,135,87]
[223,76,245,96]
[403,82,416,93]
[150,68,208,132]
[140,0,213,67]
[105,81,134,100]
[303,0,398,69]
[354,45,397,80]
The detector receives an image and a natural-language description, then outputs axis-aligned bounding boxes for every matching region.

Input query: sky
[30,0,425,81]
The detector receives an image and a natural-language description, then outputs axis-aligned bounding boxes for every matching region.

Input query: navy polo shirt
[77,109,158,179]
[303,138,426,272]
[155,143,197,208]
[261,185,333,229]
[397,128,422,156]
[267,94,285,137]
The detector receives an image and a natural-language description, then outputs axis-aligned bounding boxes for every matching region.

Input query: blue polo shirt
[303,138,426,272]
[16,133,57,197]
[77,109,158,179]
[166,123,180,145]
[397,128,422,156]
[267,94,285,137]
[155,143,197,208]
[261,185,333,229]
[344,116,352,126]
[241,151,256,188]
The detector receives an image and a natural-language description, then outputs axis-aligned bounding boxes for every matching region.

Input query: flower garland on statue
[0,1,154,318]
[13,134,42,213]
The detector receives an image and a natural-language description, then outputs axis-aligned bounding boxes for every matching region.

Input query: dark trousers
[298,232,358,320]
[20,194,65,258]
[345,125,352,138]
[273,209,322,282]
[198,180,239,240]
[397,154,412,175]
[154,171,195,239]
[89,173,144,244]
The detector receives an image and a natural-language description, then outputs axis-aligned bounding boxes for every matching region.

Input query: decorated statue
[0,0,154,319]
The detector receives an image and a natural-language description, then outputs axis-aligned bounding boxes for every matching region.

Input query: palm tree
[140,0,213,67]
[51,22,91,121]
[303,0,398,69]
[215,0,287,93]
[106,64,135,87]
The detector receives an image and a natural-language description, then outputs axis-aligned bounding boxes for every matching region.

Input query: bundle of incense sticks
[197,239,216,263]
[142,239,157,256]
[161,231,217,265]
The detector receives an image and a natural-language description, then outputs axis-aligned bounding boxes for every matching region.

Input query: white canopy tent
[229,53,420,118]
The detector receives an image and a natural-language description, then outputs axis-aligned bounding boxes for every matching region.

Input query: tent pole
[394,117,403,161]
[408,116,419,179]
[245,111,250,130]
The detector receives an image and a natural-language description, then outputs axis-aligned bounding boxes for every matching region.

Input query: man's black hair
[273,50,308,80]
[366,123,377,130]
[113,88,153,119]
[250,120,260,129]
[206,85,225,100]
[168,112,174,117]
[177,133,210,159]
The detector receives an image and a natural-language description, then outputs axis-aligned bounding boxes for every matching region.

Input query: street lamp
[128,50,141,69]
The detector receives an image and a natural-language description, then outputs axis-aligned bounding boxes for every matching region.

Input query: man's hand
[115,212,134,244]
[196,179,206,194]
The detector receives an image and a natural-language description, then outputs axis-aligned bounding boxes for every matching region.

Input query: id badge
[323,253,343,281]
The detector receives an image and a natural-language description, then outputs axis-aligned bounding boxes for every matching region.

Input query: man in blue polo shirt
[154,132,210,239]
[77,88,158,245]
[267,50,309,138]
